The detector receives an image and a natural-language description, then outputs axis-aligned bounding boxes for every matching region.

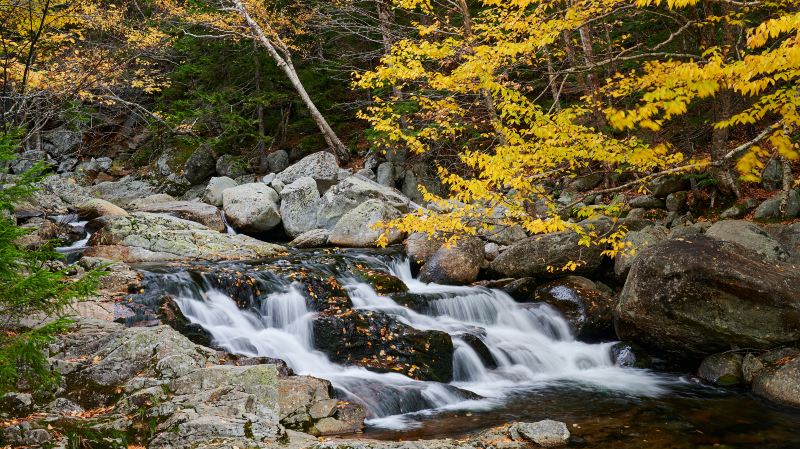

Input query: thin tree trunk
[253,45,269,174]
[232,0,349,162]
[546,50,561,112]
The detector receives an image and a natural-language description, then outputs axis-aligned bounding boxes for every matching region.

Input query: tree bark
[231,0,349,162]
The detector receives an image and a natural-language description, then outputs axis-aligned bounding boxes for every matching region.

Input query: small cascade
[150,253,672,429]
[221,212,237,234]
[56,220,91,253]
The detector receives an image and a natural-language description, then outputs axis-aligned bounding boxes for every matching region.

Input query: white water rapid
[165,255,671,429]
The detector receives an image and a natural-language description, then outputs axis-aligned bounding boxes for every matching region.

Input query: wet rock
[202,176,237,207]
[609,342,650,368]
[419,237,484,285]
[280,177,321,238]
[456,332,497,369]
[742,353,765,383]
[629,195,665,209]
[266,149,290,173]
[313,310,454,382]
[328,199,404,247]
[754,190,800,219]
[291,228,331,248]
[534,276,614,341]
[183,145,217,184]
[502,277,539,302]
[277,151,339,192]
[85,212,283,262]
[215,154,249,179]
[706,220,788,261]
[510,420,570,447]
[698,352,744,386]
[613,225,669,280]
[136,200,226,232]
[352,266,408,295]
[316,176,410,230]
[615,237,800,360]
[752,349,800,408]
[222,183,281,233]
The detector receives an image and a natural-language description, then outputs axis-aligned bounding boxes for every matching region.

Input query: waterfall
[160,255,671,429]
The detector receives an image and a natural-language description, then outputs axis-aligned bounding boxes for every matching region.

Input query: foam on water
[166,256,674,428]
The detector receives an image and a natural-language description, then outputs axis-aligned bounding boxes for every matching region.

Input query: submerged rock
[312,310,454,382]
[698,352,745,386]
[615,237,800,360]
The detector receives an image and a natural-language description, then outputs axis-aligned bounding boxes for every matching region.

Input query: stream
[125,248,800,448]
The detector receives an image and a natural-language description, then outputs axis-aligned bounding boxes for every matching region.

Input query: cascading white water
[168,256,672,429]
[57,221,91,252]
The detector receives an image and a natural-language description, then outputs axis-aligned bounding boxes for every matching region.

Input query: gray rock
[376,162,395,186]
[56,157,78,173]
[215,154,250,179]
[761,158,784,191]
[308,399,338,419]
[338,168,353,180]
[0,392,33,418]
[290,229,330,248]
[127,193,176,210]
[568,173,603,192]
[266,150,289,173]
[665,191,688,212]
[12,149,50,174]
[706,220,788,261]
[42,127,82,158]
[752,350,800,408]
[91,176,159,208]
[510,420,570,447]
[222,183,281,233]
[765,222,800,263]
[754,190,800,219]
[85,212,283,262]
[491,219,610,278]
[648,176,690,198]
[720,198,759,219]
[742,353,765,383]
[629,195,665,209]
[615,237,800,360]
[328,199,403,247]
[419,237,484,285]
[533,276,614,341]
[202,176,237,207]
[484,242,500,261]
[277,151,339,192]
[271,178,285,194]
[698,352,744,386]
[316,176,410,230]
[183,145,217,184]
[136,200,226,232]
[280,177,321,238]
[613,225,669,279]
[154,151,193,196]
[356,168,376,181]
[405,232,444,266]
[262,172,276,184]
[78,156,113,173]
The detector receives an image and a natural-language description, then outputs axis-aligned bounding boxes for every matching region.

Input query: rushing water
[135,250,679,430]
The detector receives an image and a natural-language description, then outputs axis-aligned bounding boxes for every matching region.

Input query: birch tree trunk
[231,0,349,162]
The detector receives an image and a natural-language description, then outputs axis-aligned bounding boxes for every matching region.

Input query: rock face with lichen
[85,212,284,262]
[0,318,365,448]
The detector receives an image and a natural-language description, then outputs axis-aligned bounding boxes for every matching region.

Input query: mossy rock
[351,266,408,295]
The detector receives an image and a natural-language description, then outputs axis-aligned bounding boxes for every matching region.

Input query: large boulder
[613,225,669,279]
[136,200,226,232]
[405,232,445,266]
[697,352,744,386]
[266,150,290,173]
[222,183,281,233]
[533,276,614,341]
[418,237,484,285]
[312,310,454,382]
[615,237,800,360]
[215,154,249,179]
[328,199,403,247]
[276,151,339,192]
[705,220,788,261]
[77,198,129,220]
[92,176,159,208]
[202,176,237,207]
[765,222,800,263]
[290,229,330,248]
[752,349,800,408]
[280,177,321,238]
[753,190,800,219]
[183,145,217,184]
[85,212,283,262]
[316,176,411,230]
[648,175,689,198]
[491,224,608,278]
